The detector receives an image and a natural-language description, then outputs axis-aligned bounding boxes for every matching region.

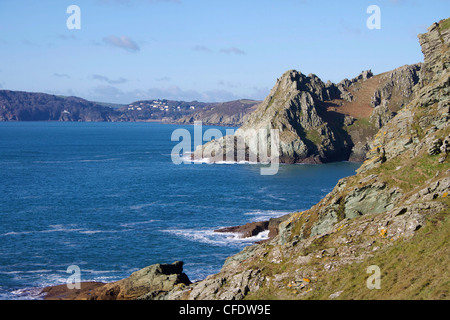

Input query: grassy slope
[440,18,450,31]
[308,123,450,300]
[244,196,449,300]
[307,197,449,300]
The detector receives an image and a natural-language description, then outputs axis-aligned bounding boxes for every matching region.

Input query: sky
[0,0,449,104]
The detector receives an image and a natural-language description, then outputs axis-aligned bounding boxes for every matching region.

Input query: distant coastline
[0,89,258,127]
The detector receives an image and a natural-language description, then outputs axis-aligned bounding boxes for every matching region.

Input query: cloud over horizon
[92,74,128,84]
[54,73,71,79]
[192,45,212,53]
[89,83,268,104]
[102,35,140,52]
[219,47,246,55]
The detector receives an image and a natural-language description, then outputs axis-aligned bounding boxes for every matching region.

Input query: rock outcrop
[193,65,422,164]
[215,221,269,239]
[193,71,351,164]
[369,64,422,128]
[42,261,191,300]
[214,213,291,242]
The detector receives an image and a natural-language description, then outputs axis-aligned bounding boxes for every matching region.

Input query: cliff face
[163,19,449,300]
[235,71,350,163]
[193,63,422,164]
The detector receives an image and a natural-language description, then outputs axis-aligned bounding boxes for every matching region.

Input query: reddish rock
[215,221,269,238]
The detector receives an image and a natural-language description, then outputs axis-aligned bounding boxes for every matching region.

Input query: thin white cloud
[193,45,212,53]
[102,35,140,52]
[217,80,239,89]
[92,85,124,98]
[155,76,171,82]
[219,47,246,55]
[22,40,40,47]
[57,34,78,41]
[339,20,361,36]
[92,74,128,84]
[54,73,71,79]
[89,83,267,104]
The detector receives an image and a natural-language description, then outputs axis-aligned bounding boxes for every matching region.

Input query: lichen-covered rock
[96,261,191,300]
[370,64,421,112]
[370,101,396,129]
[418,21,450,85]
[42,261,192,300]
[193,70,351,164]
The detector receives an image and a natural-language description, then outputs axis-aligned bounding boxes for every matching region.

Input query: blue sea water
[0,122,361,299]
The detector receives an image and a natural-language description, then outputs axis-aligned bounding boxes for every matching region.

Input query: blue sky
[0,0,448,104]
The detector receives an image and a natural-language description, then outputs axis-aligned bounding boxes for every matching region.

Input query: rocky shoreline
[40,215,291,300]
[42,261,191,300]
[39,18,450,300]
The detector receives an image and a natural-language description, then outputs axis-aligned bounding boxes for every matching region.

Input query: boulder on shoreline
[214,221,269,238]
[41,261,191,300]
[214,213,292,242]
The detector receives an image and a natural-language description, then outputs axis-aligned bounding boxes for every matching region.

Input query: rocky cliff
[193,62,422,164]
[161,18,449,300]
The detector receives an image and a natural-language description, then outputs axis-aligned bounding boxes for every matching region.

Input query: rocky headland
[42,18,450,300]
[192,63,422,164]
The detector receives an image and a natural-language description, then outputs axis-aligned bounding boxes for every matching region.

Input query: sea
[0,122,361,299]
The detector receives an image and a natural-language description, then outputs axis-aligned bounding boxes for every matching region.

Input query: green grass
[305,200,450,300]
[344,117,378,139]
[244,199,449,300]
[242,160,449,300]
[305,129,322,145]
[376,152,446,192]
[439,18,450,31]
[346,118,373,130]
